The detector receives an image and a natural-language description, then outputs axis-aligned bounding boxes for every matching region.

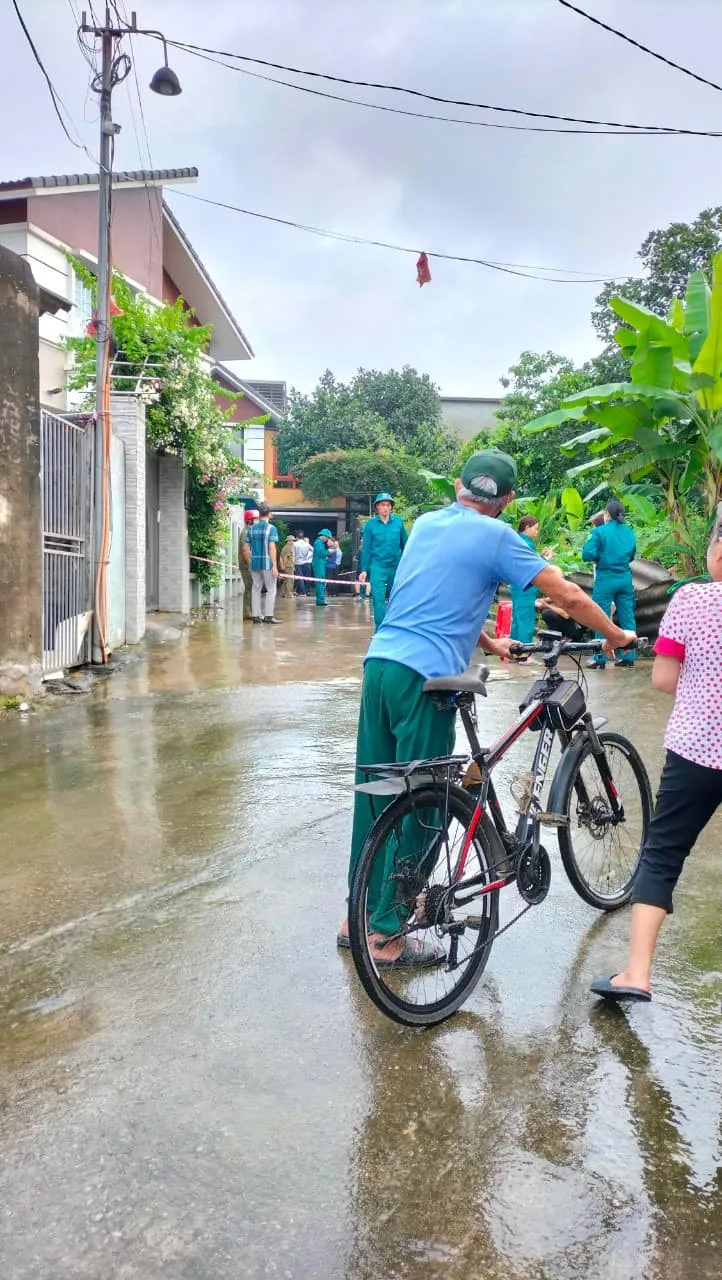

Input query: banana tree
[524,254,722,561]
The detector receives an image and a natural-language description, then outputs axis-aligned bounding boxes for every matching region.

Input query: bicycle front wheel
[554,731,652,910]
[348,784,502,1027]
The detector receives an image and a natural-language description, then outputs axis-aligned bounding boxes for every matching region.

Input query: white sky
[4,1,722,395]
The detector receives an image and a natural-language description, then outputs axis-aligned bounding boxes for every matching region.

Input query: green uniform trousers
[591,570,636,665]
[312,559,327,605]
[369,564,399,630]
[510,587,537,644]
[348,658,457,934]
[240,560,254,619]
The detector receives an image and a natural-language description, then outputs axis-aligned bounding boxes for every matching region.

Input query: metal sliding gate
[41,409,94,675]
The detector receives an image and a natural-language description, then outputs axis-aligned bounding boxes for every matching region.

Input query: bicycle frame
[450,686,620,894]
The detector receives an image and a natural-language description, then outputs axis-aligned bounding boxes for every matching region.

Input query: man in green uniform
[238,508,259,621]
[358,493,408,630]
[313,529,333,606]
[582,498,637,668]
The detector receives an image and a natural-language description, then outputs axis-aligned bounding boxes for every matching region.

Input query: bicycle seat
[423,664,490,697]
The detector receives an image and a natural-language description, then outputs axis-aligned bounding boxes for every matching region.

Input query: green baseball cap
[374,492,394,505]
[461,449,517,499]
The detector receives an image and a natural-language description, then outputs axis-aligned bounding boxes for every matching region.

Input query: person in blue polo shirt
[336,449,636,967]
[358,493,408,630]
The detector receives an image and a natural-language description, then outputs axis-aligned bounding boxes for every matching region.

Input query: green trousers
[348,658,456,934]
[369,563,398,630]
[510,587,537,644]
[592,571,636,665]
[313,559,327,605]
[240,561,254,619]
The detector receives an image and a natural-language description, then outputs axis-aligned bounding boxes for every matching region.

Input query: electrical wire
[12,0,97,159]
[163,35,722,137]
[168,189,632,284]
[167,44,708,138]
[557,1,722,96]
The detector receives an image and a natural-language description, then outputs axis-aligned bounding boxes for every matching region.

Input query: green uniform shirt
[312,537,329,567]
[359,514,408,573]
[582,522,636,574]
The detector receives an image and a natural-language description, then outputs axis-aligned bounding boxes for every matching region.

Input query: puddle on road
[0,600,720,1279]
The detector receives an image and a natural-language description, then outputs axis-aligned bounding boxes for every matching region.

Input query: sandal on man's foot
[373,937,446,970]
[590,975,651,1003]
[336,932,350,950]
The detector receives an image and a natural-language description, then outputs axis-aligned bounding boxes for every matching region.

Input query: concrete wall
[0,245,43,696]
[440,397,502,442]
[107,436,126,650]
[158,454,190,614]
[111,393,146,643]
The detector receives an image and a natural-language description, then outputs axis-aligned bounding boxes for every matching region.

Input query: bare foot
[368,931,405,963]
[610,970,651,993]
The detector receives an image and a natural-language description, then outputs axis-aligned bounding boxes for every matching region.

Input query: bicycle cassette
[517,846,551,906]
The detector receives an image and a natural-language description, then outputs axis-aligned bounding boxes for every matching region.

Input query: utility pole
[92,11,118,662]
[79,9,182,662]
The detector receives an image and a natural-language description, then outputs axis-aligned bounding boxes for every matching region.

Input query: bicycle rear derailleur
[516,845,551,906]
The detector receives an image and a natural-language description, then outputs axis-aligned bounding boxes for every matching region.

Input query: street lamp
[149,36,182,96]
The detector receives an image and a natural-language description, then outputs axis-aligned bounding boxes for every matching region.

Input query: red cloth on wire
[416,251,431,286]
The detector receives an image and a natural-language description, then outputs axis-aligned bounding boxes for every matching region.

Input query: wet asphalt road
[0,595,721,1279]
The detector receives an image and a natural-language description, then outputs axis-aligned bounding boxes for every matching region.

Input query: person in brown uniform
[279,535,297,598]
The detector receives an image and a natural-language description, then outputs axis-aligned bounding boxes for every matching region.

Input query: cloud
[4,0,722,394]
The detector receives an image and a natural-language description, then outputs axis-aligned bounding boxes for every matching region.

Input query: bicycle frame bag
[519,679,585,731]
[545,680,585,730]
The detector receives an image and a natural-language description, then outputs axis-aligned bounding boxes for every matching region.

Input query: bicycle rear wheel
[554,731,652,910]
[348,783,502,1027]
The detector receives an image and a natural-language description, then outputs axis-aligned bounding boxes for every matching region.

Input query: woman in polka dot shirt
[592,507,722,1003]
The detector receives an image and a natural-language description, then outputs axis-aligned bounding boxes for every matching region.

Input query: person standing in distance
[313,529,334,607]
[245,503,281,624]
[358,493,408,630]
[582,498,637,669]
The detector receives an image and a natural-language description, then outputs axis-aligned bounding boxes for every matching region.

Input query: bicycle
[348,633,653,1027]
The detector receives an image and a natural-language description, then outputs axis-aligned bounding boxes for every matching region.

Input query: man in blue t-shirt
[337,449,636,965]
[244,503,281,624]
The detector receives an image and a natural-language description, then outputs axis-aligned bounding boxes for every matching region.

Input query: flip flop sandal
[590,975,651,1003]
[336,932,350,950]
[373,937,446,970]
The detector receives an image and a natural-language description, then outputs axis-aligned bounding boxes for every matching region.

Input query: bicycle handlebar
[509,633,650,658]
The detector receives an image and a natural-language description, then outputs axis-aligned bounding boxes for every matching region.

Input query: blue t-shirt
[366,503,547,679]
[247,519,278,572]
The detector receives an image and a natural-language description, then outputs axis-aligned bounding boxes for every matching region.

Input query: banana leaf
[523,405,587,433]
[630,334,674,388]
[610,296,689,358]
[559,426,611,454]
[692,252,722,410]
[683,269,711,341]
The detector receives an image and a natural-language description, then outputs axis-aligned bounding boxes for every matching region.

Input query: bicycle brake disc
[517,846,551,906]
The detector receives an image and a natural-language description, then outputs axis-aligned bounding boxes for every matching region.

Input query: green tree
[460,351,607,493]
[277,366,455,476]
[592,207,722,377]
[526,257,722,571]
[298,449,431,506]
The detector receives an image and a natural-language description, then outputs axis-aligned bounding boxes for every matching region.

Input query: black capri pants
[632,750,722,912]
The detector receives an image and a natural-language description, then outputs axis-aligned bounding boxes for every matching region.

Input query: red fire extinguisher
[495,599,512,639]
